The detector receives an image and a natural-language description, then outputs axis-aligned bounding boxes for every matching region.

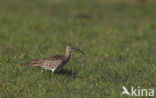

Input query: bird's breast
[62,56,70,65]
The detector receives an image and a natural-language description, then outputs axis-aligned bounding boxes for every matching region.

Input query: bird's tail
[20,62,30,66]
[27,63,32,66]
[27,62,36,66]
[26,60,41,66]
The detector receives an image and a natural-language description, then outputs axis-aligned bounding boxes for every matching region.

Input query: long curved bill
[72,48,85,55]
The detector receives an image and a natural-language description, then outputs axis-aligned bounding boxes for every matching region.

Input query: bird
[122,86,131,96]
[27,45,85,73]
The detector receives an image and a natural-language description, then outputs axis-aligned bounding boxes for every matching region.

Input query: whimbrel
[28,46,85,73]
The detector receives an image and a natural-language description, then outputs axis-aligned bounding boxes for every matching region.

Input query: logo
[122,86,155,96]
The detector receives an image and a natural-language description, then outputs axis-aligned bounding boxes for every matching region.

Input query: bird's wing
[44,55,64,61]
[28,55,64,67]
[41,59,63,69]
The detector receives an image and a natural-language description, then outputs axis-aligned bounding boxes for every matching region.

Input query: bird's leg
[50,69,55,73]
[41,68,44,73]
[41,68,48,73]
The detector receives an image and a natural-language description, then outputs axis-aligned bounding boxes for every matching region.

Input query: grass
[0,0,156,97]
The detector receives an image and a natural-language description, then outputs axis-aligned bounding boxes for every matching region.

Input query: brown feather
[27,45,84,73]
[27,55,64,66]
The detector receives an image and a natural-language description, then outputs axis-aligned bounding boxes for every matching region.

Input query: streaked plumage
[28,46,84,73]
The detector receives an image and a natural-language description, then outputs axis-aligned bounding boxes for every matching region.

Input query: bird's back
[28,55,65,69]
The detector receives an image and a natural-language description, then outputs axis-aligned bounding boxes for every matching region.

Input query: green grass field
[0,0,156,97]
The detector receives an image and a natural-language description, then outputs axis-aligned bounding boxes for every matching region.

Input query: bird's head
[66,45,85,55]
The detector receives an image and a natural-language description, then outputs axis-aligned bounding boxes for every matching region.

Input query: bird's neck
[64,51,71,63]
[65,51,71,58]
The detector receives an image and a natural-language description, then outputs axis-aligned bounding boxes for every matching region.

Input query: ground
[0,0,156,97]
